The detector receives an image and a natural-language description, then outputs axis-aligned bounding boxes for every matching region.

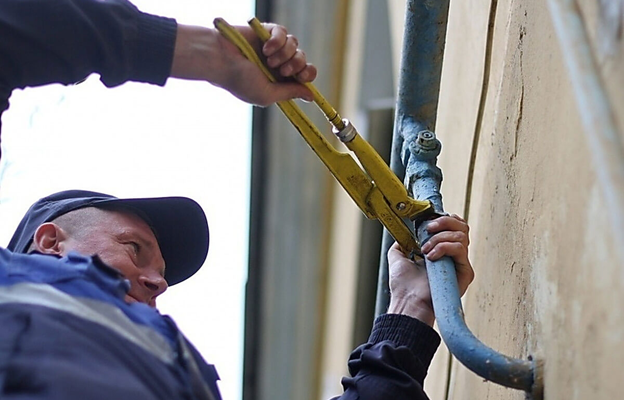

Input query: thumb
[387,242,404,265]
[268,82,314,103]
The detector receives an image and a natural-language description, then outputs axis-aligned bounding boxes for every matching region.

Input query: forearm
[170,24,232,88]
[388,294,435,327]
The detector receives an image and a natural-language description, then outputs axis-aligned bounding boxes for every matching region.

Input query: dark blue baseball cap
[7,190,209,286]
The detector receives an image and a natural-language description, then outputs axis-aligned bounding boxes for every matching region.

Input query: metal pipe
[407,129,543,397]
[375,0,544,396]
[375,0,450,317]
[547,0,624,263]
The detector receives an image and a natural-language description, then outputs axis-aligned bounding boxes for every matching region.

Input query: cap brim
[91,196,209,286]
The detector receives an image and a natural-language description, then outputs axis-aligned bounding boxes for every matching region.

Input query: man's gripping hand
[387,214,475,327]
[171,22,317,106]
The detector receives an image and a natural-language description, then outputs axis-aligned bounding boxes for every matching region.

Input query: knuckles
[428,230,469,247]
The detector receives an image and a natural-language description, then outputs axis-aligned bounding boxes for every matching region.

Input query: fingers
[421,237,475,297]
[425,214,469,236]
[421,215,469,259]
[421,230,468,255]
[263,24,318,84]
[262,24,288,55]
[422,239,467,262]
[419,214,475,296]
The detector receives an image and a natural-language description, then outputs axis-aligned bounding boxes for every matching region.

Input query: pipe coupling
[332,119,357,143]
[409,130,441,161]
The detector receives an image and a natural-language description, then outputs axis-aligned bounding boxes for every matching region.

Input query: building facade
[245,1,624,399]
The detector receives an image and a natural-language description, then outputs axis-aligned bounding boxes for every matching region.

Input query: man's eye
[128,242,140,254]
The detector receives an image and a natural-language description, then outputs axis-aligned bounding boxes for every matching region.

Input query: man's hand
[171,22,317,106]
[387,214,475,327]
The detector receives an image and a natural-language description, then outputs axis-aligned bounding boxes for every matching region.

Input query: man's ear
[32,223,69,255]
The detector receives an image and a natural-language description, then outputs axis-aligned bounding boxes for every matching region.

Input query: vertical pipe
[375,0,543,396]
[375,0,450,317]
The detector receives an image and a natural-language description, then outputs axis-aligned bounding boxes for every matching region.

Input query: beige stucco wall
[428,0,624,399]
[305,0,622,398]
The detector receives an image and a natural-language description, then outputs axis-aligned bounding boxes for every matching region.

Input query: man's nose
[139,273,168,298]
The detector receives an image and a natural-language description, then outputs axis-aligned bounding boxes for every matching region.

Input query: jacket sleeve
[331,314,441,400]
[0,0,178,160]
[0,0,177,90]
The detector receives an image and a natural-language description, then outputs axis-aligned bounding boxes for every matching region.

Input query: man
[2,190,218,399]
[0,0,474,398]
[2,189,472,400]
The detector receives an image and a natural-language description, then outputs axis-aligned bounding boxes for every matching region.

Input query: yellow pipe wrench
[214,17,434,256]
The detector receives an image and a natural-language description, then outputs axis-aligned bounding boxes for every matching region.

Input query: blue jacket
[0,249,222,400]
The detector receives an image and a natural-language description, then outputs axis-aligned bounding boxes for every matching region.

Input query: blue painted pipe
[376,0,542,395]
[376,0,450,316]
[416,227,535,391]
[406,128,542,396]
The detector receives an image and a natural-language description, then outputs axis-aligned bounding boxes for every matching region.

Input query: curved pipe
[415,229,537,392]
[406,128,543,397]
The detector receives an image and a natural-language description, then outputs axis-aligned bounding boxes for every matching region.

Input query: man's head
[8,190,209,306]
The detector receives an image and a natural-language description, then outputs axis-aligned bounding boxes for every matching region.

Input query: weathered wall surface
[254,0,623,399]
[429,0,624,399]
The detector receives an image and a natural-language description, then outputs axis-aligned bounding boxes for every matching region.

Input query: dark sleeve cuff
[370,314,441,371]
[131,12,177,86]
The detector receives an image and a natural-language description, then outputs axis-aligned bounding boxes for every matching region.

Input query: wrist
[387,296,435,327]
[170,24,223,83]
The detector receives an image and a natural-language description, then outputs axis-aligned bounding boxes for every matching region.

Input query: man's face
[60,209,168,307]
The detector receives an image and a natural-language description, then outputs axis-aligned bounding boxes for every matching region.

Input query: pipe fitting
[409,130,441,161]
[332,119,357,143]
[417,130,437,149]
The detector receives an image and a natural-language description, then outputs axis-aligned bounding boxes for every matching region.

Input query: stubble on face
[54,207,168,306]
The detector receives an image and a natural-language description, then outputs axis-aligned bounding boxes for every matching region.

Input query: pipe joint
[409,130,442,161]
[403,130,444,212]
[332,119,357,143]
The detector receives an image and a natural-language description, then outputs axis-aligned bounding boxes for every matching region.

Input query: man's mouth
[125,294,156,307]
[125,294,140,304]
